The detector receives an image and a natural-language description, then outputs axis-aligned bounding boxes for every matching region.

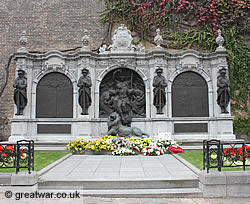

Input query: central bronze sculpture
[100,68,146,126]
[107,112,148,137]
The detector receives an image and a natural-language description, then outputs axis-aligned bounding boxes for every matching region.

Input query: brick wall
[0,0,106,140]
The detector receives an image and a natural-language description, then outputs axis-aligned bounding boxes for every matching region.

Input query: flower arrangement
[142,143,164,156]
[155,136,177,153]
[168,145,184,154]
[85,139,114,152]
[112,138,130,150]
[112,147,135,156]
[66,139,88,153]
[65,135,183,156]
[129,137,153,152]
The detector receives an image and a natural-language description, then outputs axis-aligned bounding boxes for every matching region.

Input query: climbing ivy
[101,0,250,138]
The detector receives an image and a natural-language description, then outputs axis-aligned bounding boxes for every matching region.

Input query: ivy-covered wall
[101,0,249,139]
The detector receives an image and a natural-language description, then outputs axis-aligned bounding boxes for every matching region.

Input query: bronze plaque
[36,72,73,118]
[172,71,209,117]
[37,124,71,134]
[174,123,208,133]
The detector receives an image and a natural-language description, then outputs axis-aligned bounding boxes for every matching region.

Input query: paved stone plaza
[40,155,197,181]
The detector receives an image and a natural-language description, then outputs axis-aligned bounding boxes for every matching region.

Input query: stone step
[37,188,203,198]
[38,178,199,190]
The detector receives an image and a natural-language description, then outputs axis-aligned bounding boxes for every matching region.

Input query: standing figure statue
[77,68,92,115]
[153,67,167,114]
[13,70,27,115]
[217,67,230,113]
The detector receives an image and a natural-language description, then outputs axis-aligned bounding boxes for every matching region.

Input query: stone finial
[99,44,107,54]
[81,29,90,51]
[137,44,145,53]
[17,31,28,53]
[216,29,226,52]
[154,28,163,48]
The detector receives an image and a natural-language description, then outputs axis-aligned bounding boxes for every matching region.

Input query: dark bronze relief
[77,68,92,115]
[172,71,209,117]
[99,68,146,126]
[36,72,73,118]
[13,70,27,115]
[217,67,230,113]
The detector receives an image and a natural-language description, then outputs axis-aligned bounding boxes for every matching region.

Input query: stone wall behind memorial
[0,0,106,140]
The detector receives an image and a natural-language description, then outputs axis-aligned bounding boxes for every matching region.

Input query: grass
[0,152,69,173]
[179,150,250,171]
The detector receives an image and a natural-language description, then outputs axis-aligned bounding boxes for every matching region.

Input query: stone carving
[137,44,145,53]
[107,112,148,137]
[81,29,90,51]
[99,44,108,54]
[153,67,167,114]
[154,28,163,48]
[109,24,134,53]
[13,70,27,115]
[99,68,146,125]
[17,31,28,53]
[77,68,92,115]
[216,29,226,52]
[217,67,230,113]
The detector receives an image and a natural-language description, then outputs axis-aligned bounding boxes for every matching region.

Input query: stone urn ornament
[81,29,90,51]
[154,28,163,48]
[215,29,226,52]
[17,31,28,53]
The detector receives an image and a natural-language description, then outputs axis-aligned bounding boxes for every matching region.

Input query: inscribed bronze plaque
[172,71,209,117]
[174,123,208,133]
[37,124,71,134]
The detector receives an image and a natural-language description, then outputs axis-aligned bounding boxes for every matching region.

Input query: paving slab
[39,155,198,182]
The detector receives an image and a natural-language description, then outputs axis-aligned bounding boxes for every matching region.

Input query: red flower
[169,145,184,154]
[1,153,7,157]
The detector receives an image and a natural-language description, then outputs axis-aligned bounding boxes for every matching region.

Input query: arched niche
[99,68,146,118]
[172,71,208,117]
[36,72,73,118]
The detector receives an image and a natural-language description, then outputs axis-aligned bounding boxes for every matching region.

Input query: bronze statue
[77,68,92,115]
[217,67,230,113]
[107,112,148,137]
[13,70,27,115]
[153,67,167,114]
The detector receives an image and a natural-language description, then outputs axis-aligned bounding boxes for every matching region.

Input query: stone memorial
[9,25,235,141]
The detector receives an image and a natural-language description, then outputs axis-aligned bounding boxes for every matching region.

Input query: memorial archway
[99,68,146,119]
[36,72,73,118]
[172,71,208,117]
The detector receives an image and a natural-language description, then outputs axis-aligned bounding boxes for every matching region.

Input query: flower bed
[66,135,183,156]
[0,144,28,167]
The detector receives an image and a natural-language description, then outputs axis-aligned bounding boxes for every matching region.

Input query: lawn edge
[37,153,72,177]
[172,154,201,175]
